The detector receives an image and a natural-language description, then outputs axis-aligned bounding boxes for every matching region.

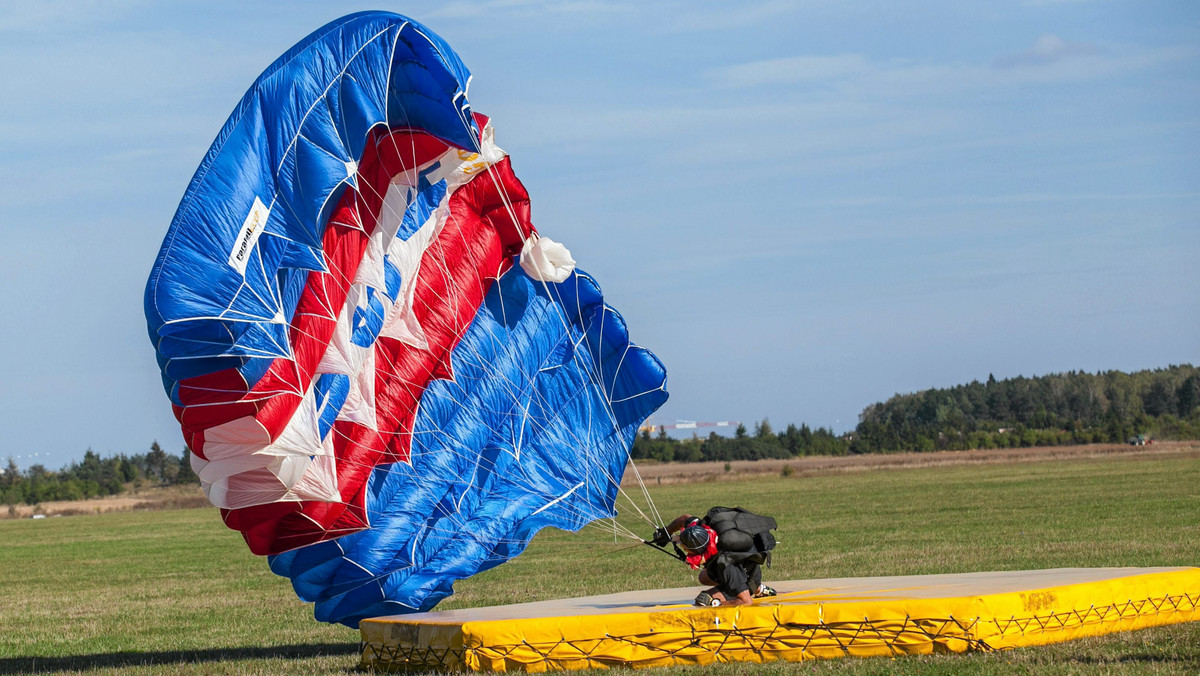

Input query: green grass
[1,451,1197,674]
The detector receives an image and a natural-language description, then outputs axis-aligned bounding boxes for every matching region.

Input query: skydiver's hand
[651,527,670,547]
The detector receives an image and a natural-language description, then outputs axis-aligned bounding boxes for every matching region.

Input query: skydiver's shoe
[694,591,721,607]
[755,584,777,598]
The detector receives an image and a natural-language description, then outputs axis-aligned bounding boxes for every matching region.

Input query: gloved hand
[650,527,670,547]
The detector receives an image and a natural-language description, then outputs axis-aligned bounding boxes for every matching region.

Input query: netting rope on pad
[360,589,1199,672]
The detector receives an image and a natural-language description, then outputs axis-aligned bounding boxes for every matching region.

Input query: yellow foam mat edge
[360,567,1200,672]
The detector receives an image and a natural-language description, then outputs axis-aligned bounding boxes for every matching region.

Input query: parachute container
[145,11,668,627]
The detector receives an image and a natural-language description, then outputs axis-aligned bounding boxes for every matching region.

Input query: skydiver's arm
[650,514,696,548]
[724,590,754,606]
[708,589,754,607]
[665,514,695,534]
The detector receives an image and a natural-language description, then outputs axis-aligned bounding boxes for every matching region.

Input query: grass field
[1,445,1197,675]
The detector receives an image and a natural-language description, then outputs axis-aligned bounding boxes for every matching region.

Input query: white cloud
[991,42,1194,83]
[656,1,810,33]
[1023,0,1120,6]
[703,37,1194,96]
[428,0,630,20]
[429,0,809,32]
[994,34,1099,68]
[707,54,872,88]
[0,0,152,32]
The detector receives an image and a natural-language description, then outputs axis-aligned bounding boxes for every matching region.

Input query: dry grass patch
[2,484,208,520]
[628,441,1199,485]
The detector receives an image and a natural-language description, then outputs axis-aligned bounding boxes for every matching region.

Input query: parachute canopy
[145,11,667,627]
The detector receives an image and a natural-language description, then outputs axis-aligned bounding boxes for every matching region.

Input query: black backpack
[704,506,777,565]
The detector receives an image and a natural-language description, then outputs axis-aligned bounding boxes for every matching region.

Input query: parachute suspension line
[272,25,393,178]
[325,428,646,547]
[626,441,663,527]
[242,90,659,553]
[150,15,680,626]
[336,121,655,540]
[322,418,649,546]
[501,281,659,531]
[212,23,393,370]
[488,218,662,529]
[317,219,644,538]
[278,432,642,550]
[451,116,665,534]
[406,155,662,535]
[362,318,653,540]
[541,277,664,529]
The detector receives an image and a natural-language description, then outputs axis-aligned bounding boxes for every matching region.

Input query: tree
[1144,381,1175,417]
[176,449,199,485]
[847,365,1198,452]
[754,419,774,438]
[987,383,1011,421]
[146,441,168,484]
[781,424,801,455]
[0,458,19,491]
[799,423,813,450]
[1178,375,1200,417]
[72,449,95,481]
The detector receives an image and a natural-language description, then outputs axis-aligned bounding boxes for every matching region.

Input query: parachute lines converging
[145,11,668,627]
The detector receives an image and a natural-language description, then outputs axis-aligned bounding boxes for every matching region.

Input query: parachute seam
[162,16,669,619]
[151,15,393,326]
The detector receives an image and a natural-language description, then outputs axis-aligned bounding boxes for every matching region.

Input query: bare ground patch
[624,441,1200,485]
[2,484,208,519]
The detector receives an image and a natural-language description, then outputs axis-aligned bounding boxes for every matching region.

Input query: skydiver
[648,507,778,607]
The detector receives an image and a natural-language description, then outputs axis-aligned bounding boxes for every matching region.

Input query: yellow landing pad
[360,567,1200,672]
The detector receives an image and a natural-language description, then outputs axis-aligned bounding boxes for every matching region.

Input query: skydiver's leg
[697,573,723,601]
[746,563,762,593]
[695,569,723,605]
[747,562,776,597]
[700,559,750,604]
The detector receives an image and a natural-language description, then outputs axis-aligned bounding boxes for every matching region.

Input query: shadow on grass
[0,643,361,674]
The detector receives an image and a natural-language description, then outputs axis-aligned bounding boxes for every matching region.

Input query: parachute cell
[145,11,667,627]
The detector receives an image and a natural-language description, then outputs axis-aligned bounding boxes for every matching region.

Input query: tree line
[633,365,1200,462]
[632,420,849,463]
[1,442,197,507]
[850,365,1199,453]
[8,366,1199,490]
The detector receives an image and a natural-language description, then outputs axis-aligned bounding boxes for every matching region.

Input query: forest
[632,365,1200,462]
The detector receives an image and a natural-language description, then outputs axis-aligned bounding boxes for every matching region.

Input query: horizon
[8,362,1196,471]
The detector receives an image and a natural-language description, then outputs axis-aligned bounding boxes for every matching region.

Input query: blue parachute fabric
[144,11,477,403]
[147,9,671,629]
[270,267,668,627]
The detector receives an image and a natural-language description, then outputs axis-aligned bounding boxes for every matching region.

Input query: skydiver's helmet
[680,524,710,552]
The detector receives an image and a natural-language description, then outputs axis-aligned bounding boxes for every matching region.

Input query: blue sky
[1,1,1196,469]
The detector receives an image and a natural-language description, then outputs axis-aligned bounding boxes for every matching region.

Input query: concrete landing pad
[361,567,1200,672]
